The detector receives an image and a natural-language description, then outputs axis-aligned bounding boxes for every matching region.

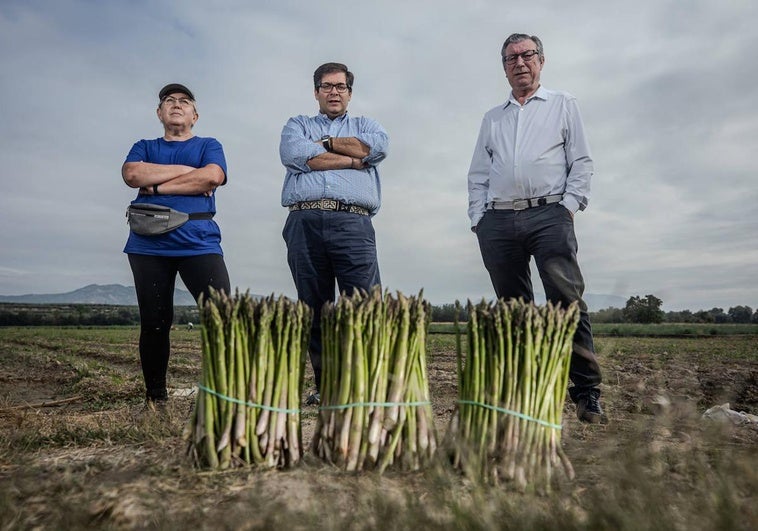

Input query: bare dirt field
[0,327,756,530]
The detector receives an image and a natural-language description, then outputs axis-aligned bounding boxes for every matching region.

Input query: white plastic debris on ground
[702,403,758,426]
[169,387,197,398]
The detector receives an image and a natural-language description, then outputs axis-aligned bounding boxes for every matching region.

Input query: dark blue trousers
[283,210,381,390]
[476,203,602,400]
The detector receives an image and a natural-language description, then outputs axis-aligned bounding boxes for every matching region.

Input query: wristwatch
[321,135,332,151]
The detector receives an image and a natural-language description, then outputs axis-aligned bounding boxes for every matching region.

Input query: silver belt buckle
[512,199,529,211]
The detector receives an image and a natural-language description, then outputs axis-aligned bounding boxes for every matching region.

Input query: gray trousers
[476,203,602,400]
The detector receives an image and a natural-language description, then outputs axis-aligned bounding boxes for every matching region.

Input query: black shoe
[305,391,321,406]
[576,391,607,424]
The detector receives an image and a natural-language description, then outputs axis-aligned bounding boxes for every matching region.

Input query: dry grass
[0,327,756,530]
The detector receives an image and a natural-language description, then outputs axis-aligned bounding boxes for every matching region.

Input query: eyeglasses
[317,83,350,93]
[502,50,540,65]
[161,96,194,107]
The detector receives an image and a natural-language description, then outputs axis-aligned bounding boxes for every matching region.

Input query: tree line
[426,296,758,325]
[591,295,757,324]
[0,304,199,327]
[1,296,756,326]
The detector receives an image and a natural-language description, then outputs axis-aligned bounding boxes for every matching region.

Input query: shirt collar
[504,85,548,108]
[317,112,348,123]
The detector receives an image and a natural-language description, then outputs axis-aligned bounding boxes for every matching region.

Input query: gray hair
[501,33,544,59]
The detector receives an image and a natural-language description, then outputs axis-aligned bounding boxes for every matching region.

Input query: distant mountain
[0,284,196,306]
[0,284,628,311]
[582,294,627,311]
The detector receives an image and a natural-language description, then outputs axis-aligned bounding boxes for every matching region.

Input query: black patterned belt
[288,199,370,216]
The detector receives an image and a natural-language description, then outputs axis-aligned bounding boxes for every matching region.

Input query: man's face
[157,92,198,129]
[315,71,351,119]
[502,39,544,94]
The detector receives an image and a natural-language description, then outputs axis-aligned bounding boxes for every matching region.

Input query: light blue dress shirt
[467,86,594,227]
[280,112,389,214]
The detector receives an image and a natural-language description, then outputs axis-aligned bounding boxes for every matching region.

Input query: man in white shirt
[467,33,606,423]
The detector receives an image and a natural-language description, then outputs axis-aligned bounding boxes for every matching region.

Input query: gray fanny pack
[126,203,214,235]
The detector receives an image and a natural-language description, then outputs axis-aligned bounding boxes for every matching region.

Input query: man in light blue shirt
[280,62,389,404]
[467,34,606,423]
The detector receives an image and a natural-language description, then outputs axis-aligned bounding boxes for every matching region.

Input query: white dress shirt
[467,86,594,227]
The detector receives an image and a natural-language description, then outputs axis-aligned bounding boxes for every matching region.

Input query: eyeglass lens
[504,50,539,64]
[318,83,349,93]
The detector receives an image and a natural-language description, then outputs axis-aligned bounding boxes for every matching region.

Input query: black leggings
[128,253,230,400]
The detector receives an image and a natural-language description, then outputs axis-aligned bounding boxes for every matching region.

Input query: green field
[0,326,756,529]
[429,321,758,336]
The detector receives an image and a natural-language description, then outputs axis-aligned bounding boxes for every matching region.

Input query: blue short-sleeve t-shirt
[123,136,228,257]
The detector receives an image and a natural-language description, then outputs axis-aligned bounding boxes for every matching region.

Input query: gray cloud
[0,0,756,312]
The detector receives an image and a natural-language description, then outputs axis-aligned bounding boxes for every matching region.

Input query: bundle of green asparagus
[312,287,437,473]
[448,298,579,491]
[185,289,312,470]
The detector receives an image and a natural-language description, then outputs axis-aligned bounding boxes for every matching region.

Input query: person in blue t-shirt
[122,83,230,409]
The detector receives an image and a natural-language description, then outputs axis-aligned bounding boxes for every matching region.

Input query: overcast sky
[1,0,756,311]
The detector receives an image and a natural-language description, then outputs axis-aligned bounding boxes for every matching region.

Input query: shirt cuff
[561,195,580,214]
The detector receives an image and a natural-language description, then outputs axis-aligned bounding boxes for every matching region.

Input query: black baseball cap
[158,83,195,101]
